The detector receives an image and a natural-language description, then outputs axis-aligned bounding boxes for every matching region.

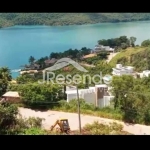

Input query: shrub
[0,102,18,133]
[56,99,96,111]
[0,101,45,135]
[19,128,48,135]
[83,121,131,135]
[53,99,123,120]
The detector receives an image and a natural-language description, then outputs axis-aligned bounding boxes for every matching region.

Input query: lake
[0,21,150,78]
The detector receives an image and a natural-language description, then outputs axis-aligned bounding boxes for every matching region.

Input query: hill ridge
[1,13,150,28]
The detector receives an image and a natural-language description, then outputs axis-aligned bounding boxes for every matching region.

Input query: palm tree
[29,56,35,65]
[0,67,12,81]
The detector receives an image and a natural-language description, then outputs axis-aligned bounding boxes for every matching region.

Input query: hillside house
[92,45,115,53]
[66,86,77,91]
[65,84,114,108]
[30,64,40,70]
[137,70,150,78]
[24,64,40,70]
[82,54,97,59]
[20,70,38,75]
[44,58,57,67]
[66,89,96,105]
[2,91,20,103]
[112,64,134,76]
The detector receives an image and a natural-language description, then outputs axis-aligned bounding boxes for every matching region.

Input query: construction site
[19,107,150,135]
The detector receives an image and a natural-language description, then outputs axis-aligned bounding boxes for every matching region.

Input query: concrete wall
[66,84,114,108]
[98,96,114,108]
[66,89,95,104]
[103,96,114,107]
[67,93,82,102]
[82,90,96,105]
[137,71,150,78]
[3,97,21,103]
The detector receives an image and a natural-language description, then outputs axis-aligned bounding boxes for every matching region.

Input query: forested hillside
[109,46,150,72]
[1,13,150,28]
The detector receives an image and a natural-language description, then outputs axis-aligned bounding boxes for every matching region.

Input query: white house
[93,45,115,53]
[65,84,114,108]
[137,70,150,78]
[65,90,81,102]
[103,96,114,108]
[112,64,134,76]
[66,89,96,105]
[2,91,20,103]
[95,84,114,108]
[66,86,77,91]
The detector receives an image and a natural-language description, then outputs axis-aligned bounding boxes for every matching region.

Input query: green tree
[130,37,136,47]
[29,56,35,65]
[16,74,36,84]
[0,67,12,96]
[36,56,48,69]
[50,52,60,59]
[98,39,108,46]
[18,83,63,108]
[1,13,150,28]
[111,75,150,124]
[97,36,131,50]
[141,39,150,47]
[110,75,134,109]
[0,102,18,134]
[85,76,89,88]
[119,36,128,44]
[0,67,11,81]
[121,43,128,49]
[0,102,45,135]
[80,47,91,55]
[97,51,109,59]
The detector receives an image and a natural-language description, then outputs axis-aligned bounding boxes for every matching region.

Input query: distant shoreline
[1,20,150,29]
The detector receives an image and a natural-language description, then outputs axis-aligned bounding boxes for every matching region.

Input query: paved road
[19,107,150,135]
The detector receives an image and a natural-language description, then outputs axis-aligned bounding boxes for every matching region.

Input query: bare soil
[19,107,150,135]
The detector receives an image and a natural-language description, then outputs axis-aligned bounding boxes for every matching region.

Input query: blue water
[0,21,150,78]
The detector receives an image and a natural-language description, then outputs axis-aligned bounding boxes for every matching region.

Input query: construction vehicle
[50,119,70,134]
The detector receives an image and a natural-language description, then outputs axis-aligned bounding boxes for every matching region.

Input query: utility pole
[147,57,149,70]
[76,83,81,133]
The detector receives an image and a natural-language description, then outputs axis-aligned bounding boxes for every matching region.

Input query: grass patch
[82,121,132,135]
[19,127,48,135]
[52,100,123,121]
[109,47,146,67]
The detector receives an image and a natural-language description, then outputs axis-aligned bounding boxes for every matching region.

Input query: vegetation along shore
[1,13,150,28]
[1,35,150,135]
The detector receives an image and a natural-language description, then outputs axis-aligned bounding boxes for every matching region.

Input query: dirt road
[19,107,150,135]
[80,63,95,68]
[106,52,119,63]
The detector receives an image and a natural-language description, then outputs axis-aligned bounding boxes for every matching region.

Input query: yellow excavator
[50,119,71,134]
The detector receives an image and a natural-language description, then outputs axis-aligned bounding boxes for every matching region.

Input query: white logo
[103,74,112,84]
[44,58,88,72]
[38,57,111,85]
